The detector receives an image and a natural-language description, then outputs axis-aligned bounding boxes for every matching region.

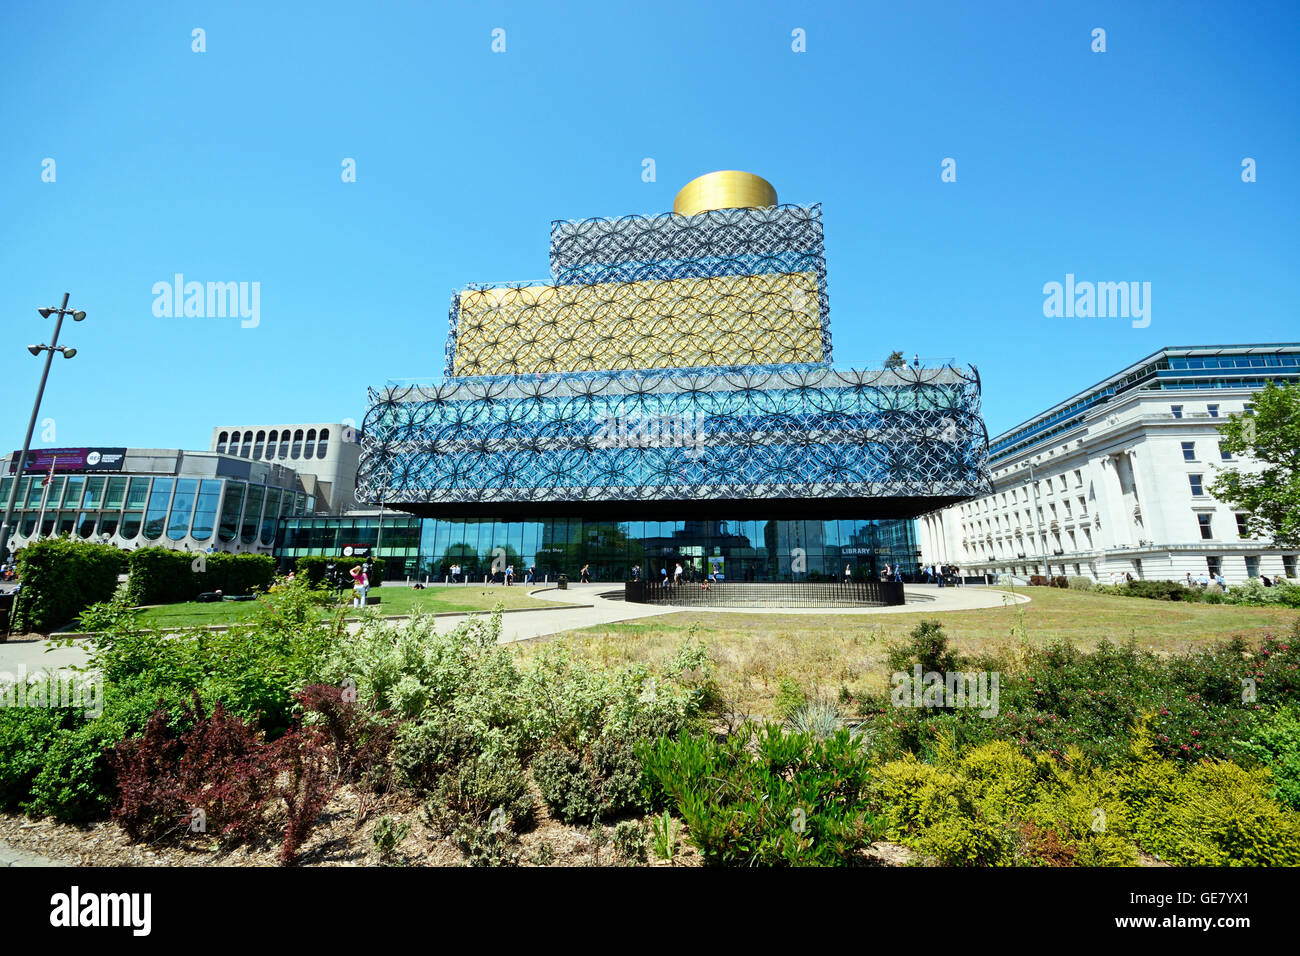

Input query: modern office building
[2,445,319,555]
[918,344,1300,583]
[210,422,361,514]
[330,171,991,580]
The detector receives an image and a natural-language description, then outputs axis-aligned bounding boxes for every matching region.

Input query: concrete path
[0,841,60,867]
[0,584,1029,668]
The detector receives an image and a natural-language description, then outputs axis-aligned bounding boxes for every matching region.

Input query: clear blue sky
[2,0,1296,451]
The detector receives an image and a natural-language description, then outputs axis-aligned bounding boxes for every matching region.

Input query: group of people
[1184,570,1228,590]
[921,564,961,587]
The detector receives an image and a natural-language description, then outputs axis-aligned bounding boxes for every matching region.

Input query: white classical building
[920,344,1300,584]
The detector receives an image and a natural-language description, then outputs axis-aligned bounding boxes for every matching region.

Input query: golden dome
[673,170,778,216]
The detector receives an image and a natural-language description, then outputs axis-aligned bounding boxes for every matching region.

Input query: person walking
[349,564,369,608]
[674,562,683,586]
[844,563,852,583]
[580,564,591,584]
[505,563,514,586]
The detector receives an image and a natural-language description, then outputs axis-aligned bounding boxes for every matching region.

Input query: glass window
[99,514,119,537]
[253,430,266,459]
[1181,441,1195,461]
[120,512,143,539]
[260,488,282,545]
[126,477,151,509]
[42,476,65,508]
[57,511,76,536]
[1284,556,1297,578]
[216,431,229,454]
[1207,403,1219,418]
[279,431,290,458]
[268,430,279,455]
[1188,474,1205,496]
[1197,513,1213,539]
[291,429,304,459]
[78,512,98,539]
[191,481,221,541]
[304,428,316,459]
[104,476,127,510]
[20,514,37,536]
[1235,514,1249,538]
[1170,405,1183,419]
[218,483,245,543]
[82,476,106,509]
[166,478,199,540]
[241,485,265,544]
[1207,556,1222,576]
[143,478,174,540]
[1219,442,1232,461]
[26,478,45,508]
[316,428,329,459]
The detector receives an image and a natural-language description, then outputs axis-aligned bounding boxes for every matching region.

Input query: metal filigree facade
[359,190,991,514]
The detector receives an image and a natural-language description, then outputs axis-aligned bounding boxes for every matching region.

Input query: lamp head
[37,308,53,319]
[27,345,42,356]
[72,311,86,321]
[61,347,77,359]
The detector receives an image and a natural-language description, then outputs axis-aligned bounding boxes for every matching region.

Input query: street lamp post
[0,293,86,563]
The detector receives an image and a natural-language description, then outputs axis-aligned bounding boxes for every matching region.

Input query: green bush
[125,548,275,605]
[640,724,883,866]
[1067,576,1094,591]
[1236,706,1300,810]
[532,737,648,825]
[13,538,124,633]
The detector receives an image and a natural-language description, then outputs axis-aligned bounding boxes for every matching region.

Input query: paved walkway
[0,584,1029,667]
[0,841,60,867]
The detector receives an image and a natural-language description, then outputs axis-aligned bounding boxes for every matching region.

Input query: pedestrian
[505,563,514,586]
[660,566,669,588]
[580,564,591,584]
[349,564,369,608]
[631,564,641,582]
[527,564,536,584]
[674,562,683,586]
[844,563,852,583]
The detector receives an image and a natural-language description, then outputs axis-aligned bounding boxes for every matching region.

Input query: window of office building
[125,477,150,511]
[1181,441,1195,461]
[241,486,265,544]
[1207,556,1222,577]
[121,511,143,539]
[1188,474,1205,496]
[77,512,97,539]
[1219,442,1232,461]
[1236,514,1249,538]
[83,477,106,510]
[253,431,266,459]
[218,483,245,543]
[278,431,290,458]
[167,478,199,540]
[1285,555,1297,578]
[59,475,82,509]
[317,428,329,459]
[104,476,127,510]
[1246,556,1260,579]
[1207,403,1219,418]
[41,476,65,509]
[191,480,222,541]
[291,429,304,459]
[216,431,229,454]
[267,430,279,457]
[99,514,119,537]
[143,478,174,541]
[304,429,316,459]
[1171,405,1183,418]
[260,487,282,545]
[1197,513,1213,539]
[25,478,44,509]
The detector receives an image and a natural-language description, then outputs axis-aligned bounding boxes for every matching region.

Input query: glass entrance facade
[276,514,919,583]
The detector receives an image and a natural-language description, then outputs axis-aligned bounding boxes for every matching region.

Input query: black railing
[625,579,905,608]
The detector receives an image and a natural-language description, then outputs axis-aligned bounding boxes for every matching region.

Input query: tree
[884,350,905,369]
[1209,382,1300,548]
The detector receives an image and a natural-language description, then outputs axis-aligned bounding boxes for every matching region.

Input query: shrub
[1237,706,1300,809]
[886,619,959,675]
[276,727,336,864]
[12,538,124,633]
[0,706,73,811]
[772,678,806,720]
[532,737,648,825]
[613,819,648,863]
[640,724,882,866]
[1067,576,1094,591]
[125,548,276,606]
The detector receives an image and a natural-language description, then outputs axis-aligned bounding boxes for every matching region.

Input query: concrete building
[919,344,1300,584]
[210,422,361,514]
[2,446,317,556]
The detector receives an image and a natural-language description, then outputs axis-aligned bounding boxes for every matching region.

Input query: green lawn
[517,585,1300,716]
[130,584,574,629]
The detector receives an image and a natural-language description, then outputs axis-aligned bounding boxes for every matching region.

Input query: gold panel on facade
[672,171,778,217]
[453,272,823,376]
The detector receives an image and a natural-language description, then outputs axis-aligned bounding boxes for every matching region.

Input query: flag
[41,457,57,487]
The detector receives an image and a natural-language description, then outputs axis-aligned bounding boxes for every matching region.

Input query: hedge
[12,538,125,634]
[125,548,276,606]
[295,555,386,589]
